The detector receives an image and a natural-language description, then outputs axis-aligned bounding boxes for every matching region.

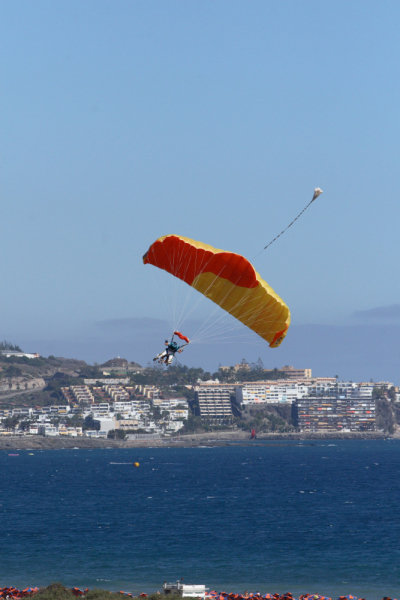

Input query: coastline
[0,430,391,451]
[2,584,397,600]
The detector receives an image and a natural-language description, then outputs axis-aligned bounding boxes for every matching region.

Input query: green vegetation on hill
[0,364,23,378]
[373,386,396,401]
[0,354,45,367]
[216,358,286,383]
[130,359,285,388]
[45,376,84,402]
[29,583,170,600]
[241,404,296,433]
[0,340,22,352]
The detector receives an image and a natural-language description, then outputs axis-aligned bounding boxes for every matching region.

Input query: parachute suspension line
[152,238,194,334]
[159,246,277,346]
[169,238,189,330]
[173,239,205,333]
[189,272,262,342]
[190,284,257,342]
[253,188,323,260]
[158,238,192,332]
[191,291,277,343]
[173,249,242,334]
[190,265,279,343]
[149,248,177,334]
[146,239,241,343]
[176,254,249,335]
[190,254,279,341]
[193,333,266,345]
[191,297,276,343]
[159,236,220,335]
[192,273,289,342]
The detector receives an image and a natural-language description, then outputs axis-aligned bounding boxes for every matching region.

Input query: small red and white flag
[174,331,190,343]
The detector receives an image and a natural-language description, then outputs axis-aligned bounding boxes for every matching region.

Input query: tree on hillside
[83,415,100,431]
[0,340,22,352]
[107,429,126,440]
[3,416,20,431]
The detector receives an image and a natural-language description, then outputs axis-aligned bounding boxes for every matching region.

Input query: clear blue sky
[1,1,400,379]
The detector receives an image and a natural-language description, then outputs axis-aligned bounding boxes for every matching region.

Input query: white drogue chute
[312,187,323,202]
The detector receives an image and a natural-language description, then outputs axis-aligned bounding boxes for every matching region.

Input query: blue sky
[1,1,400,381]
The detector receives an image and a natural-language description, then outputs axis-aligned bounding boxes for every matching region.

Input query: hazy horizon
[5,318,399,385]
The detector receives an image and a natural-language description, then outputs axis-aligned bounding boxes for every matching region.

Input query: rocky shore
[0,430,390,451]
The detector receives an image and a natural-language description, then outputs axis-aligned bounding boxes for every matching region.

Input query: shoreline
[1,583,396,600]
[0,430,392,451]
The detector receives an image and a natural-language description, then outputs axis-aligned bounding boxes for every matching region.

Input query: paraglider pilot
[153,331,189,366]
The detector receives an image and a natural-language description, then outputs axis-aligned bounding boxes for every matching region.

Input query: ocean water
[1,440,399,599]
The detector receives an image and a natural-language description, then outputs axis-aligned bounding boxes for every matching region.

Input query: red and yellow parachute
[143,235,290,348]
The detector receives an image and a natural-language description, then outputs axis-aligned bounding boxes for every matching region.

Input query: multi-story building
[103,385,130,402]
[195,384,233,423]
[296,396,375,432]
[169,409,189,421]
[71,386,94,404]
[12,408,32,418]
[84,378,130,385]
[115,419,139,431]
[350,385,373,399]
[152,398,189,411]
[346,398,376,430]
[166,421,185,433]
[134,384,160,399]
[279,366,312,379]
[374,381,394,390]
[237,382,309,405]
[61,387,75,403]
[90,403,111,418]
[219,364,312,379]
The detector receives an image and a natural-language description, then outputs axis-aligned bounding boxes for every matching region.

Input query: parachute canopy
[143,235,290,348]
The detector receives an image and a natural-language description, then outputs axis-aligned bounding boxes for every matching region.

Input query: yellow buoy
[134,462,140,467]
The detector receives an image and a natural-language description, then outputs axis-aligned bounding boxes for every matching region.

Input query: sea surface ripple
[1,440,399,599]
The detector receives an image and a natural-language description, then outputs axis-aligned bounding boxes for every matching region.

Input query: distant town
[0,343,399,438]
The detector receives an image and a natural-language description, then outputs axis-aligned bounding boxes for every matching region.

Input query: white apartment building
[38,425,59,436]
[351,385,373,399]
[152,398,189,411]
[113,401,133,413]
[99,418,116,432]
[237,382,309,405]
[169,409,189,421]
[166,421,185,433]
[84,378,129,385]
[195,385,233,422]
[90,404,111,418]
[169,398,189,408]
[0,351,39,359]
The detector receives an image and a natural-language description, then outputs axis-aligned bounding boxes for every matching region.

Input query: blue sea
[1,440,399,599]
